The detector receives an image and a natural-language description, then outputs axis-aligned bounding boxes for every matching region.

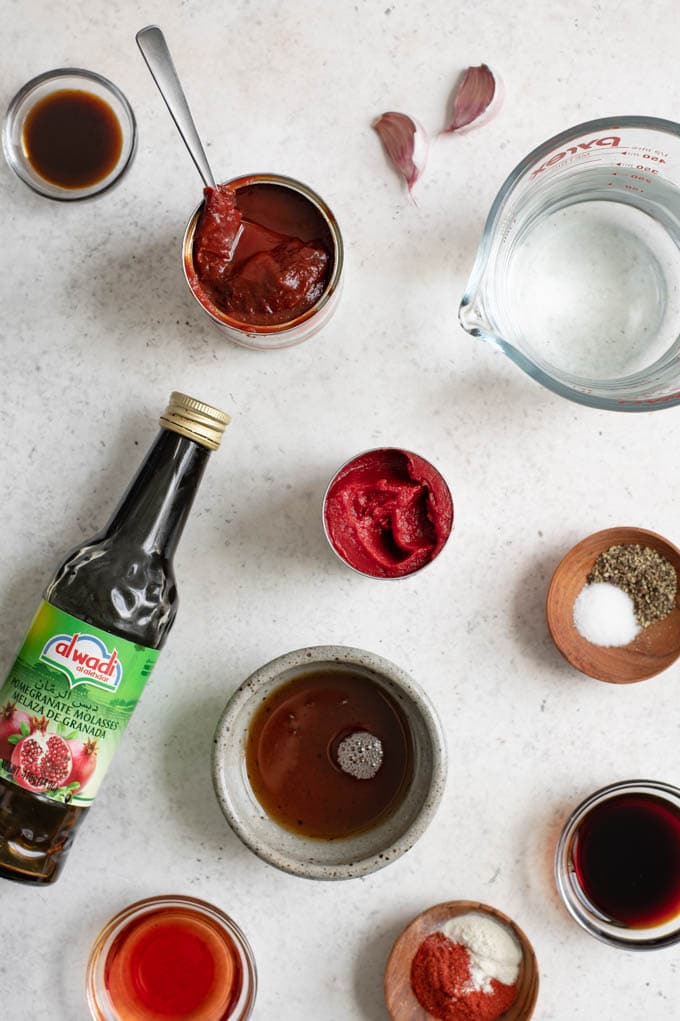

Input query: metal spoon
[136,24,216,188]
[136,24,247,255]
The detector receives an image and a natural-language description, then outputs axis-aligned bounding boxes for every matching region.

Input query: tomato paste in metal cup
[323,448,453,579]
[183,173,344,350]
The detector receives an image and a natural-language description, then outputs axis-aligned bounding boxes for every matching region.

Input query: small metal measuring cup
[460,117,680,411]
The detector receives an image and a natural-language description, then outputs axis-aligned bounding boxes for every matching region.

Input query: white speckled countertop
[1,1,679,1018]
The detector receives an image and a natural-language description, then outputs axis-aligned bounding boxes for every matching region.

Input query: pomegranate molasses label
[0,602,159,806]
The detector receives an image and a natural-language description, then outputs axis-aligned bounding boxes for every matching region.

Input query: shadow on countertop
[512,549,581,681]
[354,908,413,1021]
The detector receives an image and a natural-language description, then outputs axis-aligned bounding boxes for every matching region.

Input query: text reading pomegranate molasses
[246,669,413,839]
[22,89,123,189]
[104,905,243,1020]
[574,792,680,928]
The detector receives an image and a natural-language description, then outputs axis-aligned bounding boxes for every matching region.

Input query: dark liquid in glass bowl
[246,670,413,839]
[22,89,122,188]
[573,792,680,928]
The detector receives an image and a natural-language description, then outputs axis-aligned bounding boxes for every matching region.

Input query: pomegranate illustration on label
[7,717,98,796]
[66,739,98,792]
[0,702,31,763]
[10,718,73,793]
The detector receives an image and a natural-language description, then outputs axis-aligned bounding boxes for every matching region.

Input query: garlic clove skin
[373,112,429,194]
[442,64,503,134]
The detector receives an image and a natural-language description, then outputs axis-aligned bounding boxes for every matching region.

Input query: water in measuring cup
[507,169,680,380]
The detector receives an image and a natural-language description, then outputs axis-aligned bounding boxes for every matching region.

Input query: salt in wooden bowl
[546,527,680,684]
[384,900,539,1021]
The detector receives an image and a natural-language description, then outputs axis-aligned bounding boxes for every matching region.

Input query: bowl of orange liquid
[86,894,257,1020]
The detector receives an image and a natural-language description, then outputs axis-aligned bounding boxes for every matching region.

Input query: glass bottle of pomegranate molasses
[0,392,229,884]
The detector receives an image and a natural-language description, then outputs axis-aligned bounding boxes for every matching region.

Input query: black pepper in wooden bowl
[588,545,677,628]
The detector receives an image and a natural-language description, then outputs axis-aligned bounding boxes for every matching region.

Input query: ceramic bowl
[546,526,680,683]
[212,646,447,880]
[384,900,539,1021]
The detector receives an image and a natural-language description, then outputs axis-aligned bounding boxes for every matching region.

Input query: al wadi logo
[40,633,123,692]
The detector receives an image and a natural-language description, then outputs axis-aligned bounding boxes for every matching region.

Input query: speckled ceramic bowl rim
[212,646,448,880]
[322,448,454,581]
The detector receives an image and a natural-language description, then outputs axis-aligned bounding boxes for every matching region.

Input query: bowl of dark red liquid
[183,173,344,349]
[3,68,136,200]
[555,780,680,949]
[212,646,447,880]
[86,894,257,1020]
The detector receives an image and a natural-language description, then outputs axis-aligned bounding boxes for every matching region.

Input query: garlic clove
[442,64,502,134]
[372,112,429,194]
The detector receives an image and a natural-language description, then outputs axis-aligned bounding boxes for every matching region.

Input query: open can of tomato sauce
[183,172,344,350]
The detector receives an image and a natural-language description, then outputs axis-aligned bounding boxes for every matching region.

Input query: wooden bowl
[546,527,680,684]
[384,900,539,1021]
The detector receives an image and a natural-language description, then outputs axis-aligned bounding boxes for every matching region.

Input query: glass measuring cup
[459,117,680,411]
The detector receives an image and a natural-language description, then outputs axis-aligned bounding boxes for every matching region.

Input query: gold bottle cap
[160,392,231,451]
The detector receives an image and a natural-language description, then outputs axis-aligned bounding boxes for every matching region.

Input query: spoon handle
[136,24,216,189]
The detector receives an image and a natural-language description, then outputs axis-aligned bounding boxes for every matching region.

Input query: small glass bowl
[86,894,257,1020]
[322,448,454,580]
[555,779,680,949]
[182,172,344,350]
[3,68,136,200]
